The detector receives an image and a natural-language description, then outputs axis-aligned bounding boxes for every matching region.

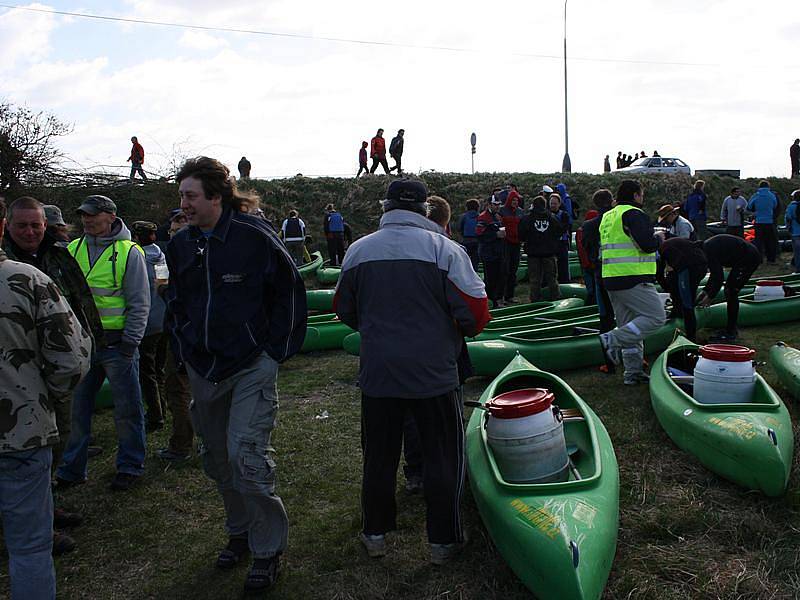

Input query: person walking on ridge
[369,129,390,174]
[790,138,799,179]
[389,129,405,175]
[128,136,147,182]
[356,142,369,177]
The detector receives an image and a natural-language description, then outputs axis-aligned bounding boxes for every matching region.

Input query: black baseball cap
[77,195,117,215]
[386,179,427,203]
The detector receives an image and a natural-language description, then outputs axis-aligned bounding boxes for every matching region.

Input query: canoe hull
[649,336,793,497]
[466,354,619,599]
[770,342,800,399]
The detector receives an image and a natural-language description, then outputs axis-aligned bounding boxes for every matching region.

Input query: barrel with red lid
[485,388,569,483]
[754,280,786,302]
[486,388,554,419]
[694,344,756,404]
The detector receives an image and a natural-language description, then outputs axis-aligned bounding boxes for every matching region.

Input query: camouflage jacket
[3,232,105,350]
[0,250,91,453]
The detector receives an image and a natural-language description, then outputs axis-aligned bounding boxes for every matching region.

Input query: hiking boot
[404,476,424,495]
[54,508,83,529]
[598,333,620,366]
[359,532,386,558]
[217,535,250,569]
[157,448,191,462]
[243,556,279,594]
[430,533,468,566]
[623,372,650,386]
[53,531,76,556]
[109,473,139,491]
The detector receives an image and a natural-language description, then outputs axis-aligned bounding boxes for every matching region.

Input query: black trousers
[389,155,402,174]
[361,391,465,544]
[139,333,167,424]
[723,259,760,334]
[503,244,521,300]
[326,233,346,266]
[754,224,778,263]
[482,258,504,303]
[370,156,389,174]
[556,240,571,283]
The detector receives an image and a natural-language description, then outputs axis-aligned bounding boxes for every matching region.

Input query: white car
[614,157,691,175]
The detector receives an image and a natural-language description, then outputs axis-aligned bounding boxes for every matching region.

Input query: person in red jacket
[499,187,524,303]
[356,141,369,177]
[128,136,147,182]
[369,129,389,174]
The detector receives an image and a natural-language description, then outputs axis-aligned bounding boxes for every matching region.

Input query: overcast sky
[2,1,798,180]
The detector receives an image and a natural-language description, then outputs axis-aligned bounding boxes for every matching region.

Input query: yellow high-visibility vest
[599,204,657,278]
[68,237,143,330]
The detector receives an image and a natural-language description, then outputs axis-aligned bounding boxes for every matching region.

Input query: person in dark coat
[697,234,761,342]
[790,138,799,179]
[237,156,252,180]
[604,155,611,173]
[549,194,571,283]
[476,196,505,308]
[456,199,480,270]
[356,142,369,177]
[518,195,563,302]
[656,237,708,341]
[388,129,404,175]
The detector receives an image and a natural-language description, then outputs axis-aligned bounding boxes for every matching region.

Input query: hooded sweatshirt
[77,218,150,353]
[141,243,167,336]
[556,183,575,224]
[747,187,778,224]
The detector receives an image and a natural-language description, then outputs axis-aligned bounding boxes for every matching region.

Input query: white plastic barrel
[485,388,569,483]
[693,344,756,404]
[754,280,785,302]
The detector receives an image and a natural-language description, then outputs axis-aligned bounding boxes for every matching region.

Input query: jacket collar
[187,206,234,242]
[379,209,441,233]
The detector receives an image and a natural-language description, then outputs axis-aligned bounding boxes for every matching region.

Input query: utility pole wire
[0,3,718,67]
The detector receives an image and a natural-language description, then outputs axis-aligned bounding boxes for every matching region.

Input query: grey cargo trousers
[186,352,288,559]
[606,283,667,376]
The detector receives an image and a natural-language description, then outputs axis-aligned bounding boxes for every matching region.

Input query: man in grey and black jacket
[335,178,490,565]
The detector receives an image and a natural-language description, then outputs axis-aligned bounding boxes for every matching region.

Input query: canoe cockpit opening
[666,350,699,395]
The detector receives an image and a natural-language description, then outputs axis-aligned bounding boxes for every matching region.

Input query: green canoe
[298,251,323,280]
[705,292,800,328]
[299,327,322,353]
[341,298,587,356]
[300,313,353,352]
[467,314,706,376]
[306,289,335,313]
[316,260,342,285]
[649,336,793,497]
[466,354,619,599]
[769,342,800,399]
[472,305,601,342]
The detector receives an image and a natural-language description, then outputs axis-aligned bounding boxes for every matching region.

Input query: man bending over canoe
[598,179,666,385]
[696,233,761,342]
[334,178,490,565]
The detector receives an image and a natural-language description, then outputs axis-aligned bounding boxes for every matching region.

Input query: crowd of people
[357,128,405,177]
[1,156,798,598]
[612,150,661,170]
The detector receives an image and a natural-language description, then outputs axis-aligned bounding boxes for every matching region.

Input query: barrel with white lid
[693,344,756,404]
[485,388,569,483]
[754,280,785,302]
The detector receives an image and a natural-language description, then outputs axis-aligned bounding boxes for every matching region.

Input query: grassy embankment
[18,171,800,251]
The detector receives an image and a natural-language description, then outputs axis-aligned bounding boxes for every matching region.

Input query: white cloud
[178,30,228,50]
[0,3,58,72]
[2,1,799,179]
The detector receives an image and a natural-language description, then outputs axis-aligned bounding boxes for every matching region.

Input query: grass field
[2,265,799,599]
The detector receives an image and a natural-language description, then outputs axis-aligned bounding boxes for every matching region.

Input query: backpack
[327,212,344,233]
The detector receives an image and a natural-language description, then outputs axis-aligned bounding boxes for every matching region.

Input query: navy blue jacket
[476,209,504,261]
[165,207,307,383]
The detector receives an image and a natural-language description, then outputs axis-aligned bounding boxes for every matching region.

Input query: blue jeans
[0,447,55,600]
[57,347,146,481]
[793,236,800,273]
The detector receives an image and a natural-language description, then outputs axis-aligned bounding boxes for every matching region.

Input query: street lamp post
[470,132,477,174]
[561,0,572,173]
